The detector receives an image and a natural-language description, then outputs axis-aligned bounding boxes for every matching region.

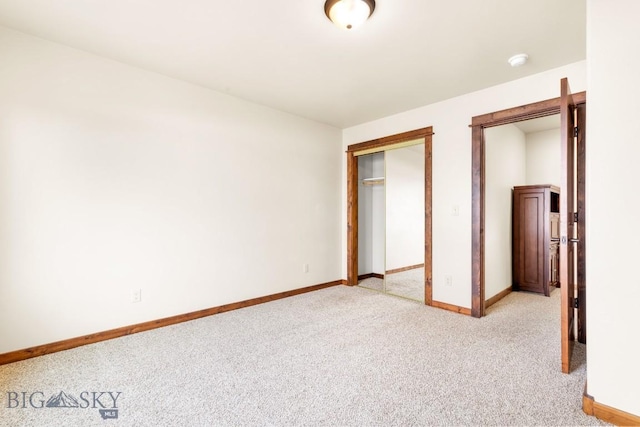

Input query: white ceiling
[0,0,586,128]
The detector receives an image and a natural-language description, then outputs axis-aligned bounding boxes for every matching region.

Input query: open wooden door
[560,78,576,373]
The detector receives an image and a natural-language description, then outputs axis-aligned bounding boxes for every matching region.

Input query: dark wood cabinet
[512,185,560,296]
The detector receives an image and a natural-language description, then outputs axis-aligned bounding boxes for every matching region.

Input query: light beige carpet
[0,285,606,426]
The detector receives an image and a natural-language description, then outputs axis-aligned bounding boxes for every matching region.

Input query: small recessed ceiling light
[508,53,529,67]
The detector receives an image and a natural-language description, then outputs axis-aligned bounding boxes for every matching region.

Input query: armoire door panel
[512,185,559,297]
[522,195,543,288]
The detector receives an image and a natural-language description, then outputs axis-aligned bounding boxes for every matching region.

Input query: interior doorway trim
[346,126,433,305]
[470,93,586,318]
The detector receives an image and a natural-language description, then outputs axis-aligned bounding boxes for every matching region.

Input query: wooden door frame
[576,103,586,344]
[346,126,433,305]
[470,93,586,318]
[560,79,576,372]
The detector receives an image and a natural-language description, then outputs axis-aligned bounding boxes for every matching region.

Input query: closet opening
[346,127,433,305]
[484,115,562,302]
[471,92,585,318]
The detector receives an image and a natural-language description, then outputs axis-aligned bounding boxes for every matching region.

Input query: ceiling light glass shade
[324,0,375,30]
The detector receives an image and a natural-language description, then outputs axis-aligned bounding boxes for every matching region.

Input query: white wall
[586,0,640,416]
[484,125,526,299]
[0,26,343,354]
[385,143,424,271]
[526,129,561,186]
[342,61,586,308]
[357,152,385,275]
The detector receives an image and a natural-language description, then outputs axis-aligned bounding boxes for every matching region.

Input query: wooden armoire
[512,185,560,296]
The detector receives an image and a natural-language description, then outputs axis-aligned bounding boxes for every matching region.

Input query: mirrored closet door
[357,141,425,302]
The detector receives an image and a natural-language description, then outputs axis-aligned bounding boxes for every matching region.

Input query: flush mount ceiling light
[508,53,529,67]
[324,0,376,30]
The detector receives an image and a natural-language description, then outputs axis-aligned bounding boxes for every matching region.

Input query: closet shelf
[362,177,385,186]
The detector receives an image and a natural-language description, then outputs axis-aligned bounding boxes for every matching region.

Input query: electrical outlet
[131,289,142,303]
[303,264,309,273]
[445,275,453,286]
